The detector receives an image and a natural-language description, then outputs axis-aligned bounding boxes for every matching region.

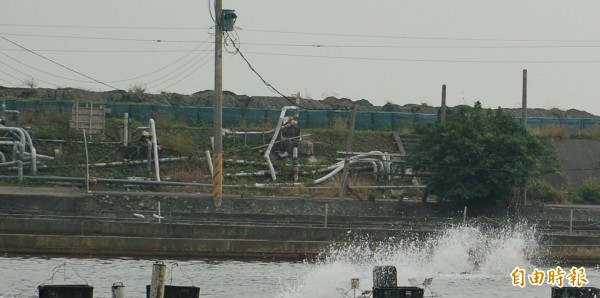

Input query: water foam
[276,221,543,298]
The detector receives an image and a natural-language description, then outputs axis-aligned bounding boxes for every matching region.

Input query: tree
[408,102,557,208]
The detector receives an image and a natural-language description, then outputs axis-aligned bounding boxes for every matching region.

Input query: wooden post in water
[149,261,167,298]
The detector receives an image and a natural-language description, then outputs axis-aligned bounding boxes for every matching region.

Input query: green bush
[576,179,600,204]
[527,180,568,205]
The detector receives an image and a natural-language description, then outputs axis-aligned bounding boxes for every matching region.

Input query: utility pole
[441,84,447,124]
[522,69,527,127]
[213,0,224,208]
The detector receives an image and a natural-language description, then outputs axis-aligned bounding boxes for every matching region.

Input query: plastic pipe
[264,106,297,181]
[206,150,213,177]
[149,119,160,181]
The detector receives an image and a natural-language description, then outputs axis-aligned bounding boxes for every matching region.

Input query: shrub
[575,179,600,204]
[527,180,568,205]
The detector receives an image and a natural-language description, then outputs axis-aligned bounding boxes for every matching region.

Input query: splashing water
[276,221,548,298]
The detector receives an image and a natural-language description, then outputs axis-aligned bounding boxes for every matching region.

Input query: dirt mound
[0,86,598,118]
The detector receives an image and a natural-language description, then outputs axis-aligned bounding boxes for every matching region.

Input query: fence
[2,99,600,131]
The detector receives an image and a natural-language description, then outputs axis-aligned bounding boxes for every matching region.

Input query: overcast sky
[2,1,600,115]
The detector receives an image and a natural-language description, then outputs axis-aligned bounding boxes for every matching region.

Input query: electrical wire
[0,50,93,83]
[105,36,213,84]
[0,48,211,53]
[240,51,600,64]
[226,31,307,109]
[0,74,18,87]
[245,28,600,43]
[0,32,204,43]
[240,42,600,50]
[144,38,214,89]
[0,59,61,87]
[0,23,208,30]
[208,0,216,23]
[148,47,213,91]
[0,35,119,89]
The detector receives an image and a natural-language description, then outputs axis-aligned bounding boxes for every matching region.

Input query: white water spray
[276,221,544,298]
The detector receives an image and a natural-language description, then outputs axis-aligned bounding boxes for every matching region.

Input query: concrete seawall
[1,187,600,262]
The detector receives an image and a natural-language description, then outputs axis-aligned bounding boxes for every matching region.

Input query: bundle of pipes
[313,151,393,184]
[0,124,40,180]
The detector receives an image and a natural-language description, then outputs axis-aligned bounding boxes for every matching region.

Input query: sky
[1,1,600,115]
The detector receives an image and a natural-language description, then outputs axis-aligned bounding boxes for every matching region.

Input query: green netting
[197,108,213,125]
[303,110,330,129]
[13,100,38,111]
[265,109,283,126]
[242,109,264,127]
[1,99,16,110]
[354,112,373,130]
[6,98,600,132]
[171,106,198,124]
[129,105,153,122]
[372,112,393,130]
[582,119,600,129]
[108,103,130,118]
[223,108,243,128]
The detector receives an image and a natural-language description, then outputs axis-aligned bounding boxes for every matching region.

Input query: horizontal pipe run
[0,175,424,190]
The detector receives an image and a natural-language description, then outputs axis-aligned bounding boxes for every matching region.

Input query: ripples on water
[0,222,598,298]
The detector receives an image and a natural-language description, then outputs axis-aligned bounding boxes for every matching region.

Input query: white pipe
[0,151,4,163]
[224,128,276,135]
[123,113,129,146]
[314,159,385,184]
[205,150,213,177]
[149,118,160,181]
[84,157,188,168]
[264,106,298,181]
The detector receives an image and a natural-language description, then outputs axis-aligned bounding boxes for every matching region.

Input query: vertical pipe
[441,84,447,124]
[213,0,224,208]
[324,203,328,228]
[292,147,299,182]
[83,129,90,193]
[522,69,528,206]
[206,150,214,177]
[522,69,527,127]
[149,261,167,298]
[147,140,152,173]
[16,160,22,182]
[89,103,93,141]
[75,102,79,131]
[123,113,129,147]
[463,206,467,224]
[569,208,573,235]
[150,119,160,181]
[158,201,161,224]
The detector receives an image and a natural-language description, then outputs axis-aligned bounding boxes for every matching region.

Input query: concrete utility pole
[213,0,224,207]
[522,69,527,127]
[441,84,447,124]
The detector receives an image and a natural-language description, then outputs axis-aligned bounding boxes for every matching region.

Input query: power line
[242,51,600,64]
[0,48,212,53]
[241,42,600,49]
[245,29,600,43]
[0,35,119,89]
[227,32,306,109]
[0,32,203,43]
[0,24,208,30]
[147,44,213,90]
[0,50,93,83]
[105,36,213,84]
[0,59,61,87]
